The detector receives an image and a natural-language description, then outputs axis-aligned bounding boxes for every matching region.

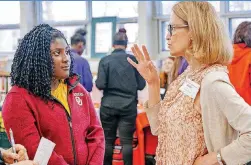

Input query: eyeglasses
[167,24,189,36]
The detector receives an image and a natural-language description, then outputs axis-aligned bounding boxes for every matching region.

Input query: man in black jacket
[96,28,146,165]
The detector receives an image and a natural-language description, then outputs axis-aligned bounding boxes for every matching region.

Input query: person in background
[2,24,104,165]
[178,56,188,75]
[169,56,188,84]
[159,57,174,99]
[75,27,87,38]
[71,33,93,92]
[228,21,251,105]
[128,1,251,165]
[96,28,146,165]
[0,144,37,165]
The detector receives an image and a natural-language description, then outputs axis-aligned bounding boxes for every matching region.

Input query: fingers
[5,152,19,160]
[131,47,140,62]
[33,161,39,165]
[131,44,151,63]
[142,45,151,61]
[148,61,156,72]
[15,144,28,161]
[2,150,19,164]
[14,144,26,152]
[17,149,28,161]
[25,153,29,160]
[133,44,145,62]
[127,57,137,68]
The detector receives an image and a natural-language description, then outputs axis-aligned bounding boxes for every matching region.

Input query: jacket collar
[112,49,126,54]
[65,73,80,92]
[70,49,79,54]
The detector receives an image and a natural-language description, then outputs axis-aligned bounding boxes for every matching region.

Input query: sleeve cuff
[143,100,161,136]
[143,101,161,112]
[221,140,251,165]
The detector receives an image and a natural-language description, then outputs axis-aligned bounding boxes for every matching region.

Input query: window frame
[0,2,20,55]
[228,1,251,12]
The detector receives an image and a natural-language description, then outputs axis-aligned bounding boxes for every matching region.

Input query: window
[42,1,86,22]
[0,30,20,52]
[229,1,251,12]
[92,1,138,18]
[91,2,138,57]
[161,22,169,51]
[0,1,20,52]
[124,23,138,51]
[161,1,220,15]
[95,22,113,54]
[54,26,84,44]
[161,1,178,15]
[117,23,138,51]
[230,18,251,37]
[0,2,20,24]
[209,1,220,12]
[41,1,88,55]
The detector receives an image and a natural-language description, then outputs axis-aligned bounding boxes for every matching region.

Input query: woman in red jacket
[228,21,251,105]
[2,24,105,165]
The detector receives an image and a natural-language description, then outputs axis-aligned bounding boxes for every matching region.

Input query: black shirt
[95,49,146,110]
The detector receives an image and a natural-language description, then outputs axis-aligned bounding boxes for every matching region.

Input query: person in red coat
[2,24,105,165]
[228,21,251,105]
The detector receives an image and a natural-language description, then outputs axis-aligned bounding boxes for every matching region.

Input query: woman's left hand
[193,152,218,165]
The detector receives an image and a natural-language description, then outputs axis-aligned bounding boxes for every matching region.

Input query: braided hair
[11,24,74,101]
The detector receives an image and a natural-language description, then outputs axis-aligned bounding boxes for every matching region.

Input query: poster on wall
[95,22,112,53]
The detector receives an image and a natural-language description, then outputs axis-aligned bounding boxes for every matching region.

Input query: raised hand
[127,44,159,85]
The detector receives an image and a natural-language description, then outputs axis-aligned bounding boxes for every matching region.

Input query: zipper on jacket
[67,93,88,165]
[67,115,77,165]
[52,97,77,165]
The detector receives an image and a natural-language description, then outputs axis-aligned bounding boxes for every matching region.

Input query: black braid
[11,24,74,101]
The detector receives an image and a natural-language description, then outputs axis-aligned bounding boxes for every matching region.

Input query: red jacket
[228,44,251,105]
[2,76,105,165]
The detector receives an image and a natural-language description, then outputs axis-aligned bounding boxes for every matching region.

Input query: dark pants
[100,106,137,165]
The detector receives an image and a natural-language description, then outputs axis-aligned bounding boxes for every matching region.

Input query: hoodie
[228,43,251,105]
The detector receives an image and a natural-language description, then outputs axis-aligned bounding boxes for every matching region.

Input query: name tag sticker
[179,78,200,99]
[160,88,166,94]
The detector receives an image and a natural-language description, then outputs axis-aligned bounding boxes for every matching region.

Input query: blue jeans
[100,106,137,165]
